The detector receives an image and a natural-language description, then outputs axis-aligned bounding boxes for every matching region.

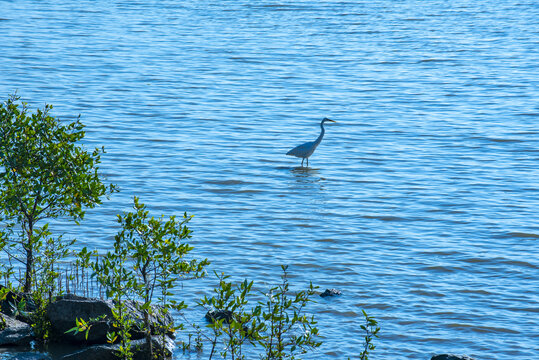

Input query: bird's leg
[301,158,305,167]
[306,158,309,167]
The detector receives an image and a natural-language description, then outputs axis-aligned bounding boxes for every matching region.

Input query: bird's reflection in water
[291,166,319,175]
[288,167,328,211]
[290,167,325,187]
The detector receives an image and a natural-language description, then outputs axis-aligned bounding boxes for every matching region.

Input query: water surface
[0,1,538,359]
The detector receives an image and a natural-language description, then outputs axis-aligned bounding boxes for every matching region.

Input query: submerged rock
[0,315,34,347]
[431,354,476,360]
[320,288,342,298]
[205,309,235,323]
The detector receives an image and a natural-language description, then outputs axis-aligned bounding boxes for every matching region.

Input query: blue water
[1,1,538,359]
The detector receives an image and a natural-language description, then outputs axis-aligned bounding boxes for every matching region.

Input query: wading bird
[286,117,336,167]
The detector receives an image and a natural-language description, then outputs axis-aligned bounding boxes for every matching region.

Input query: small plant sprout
[359,309,380,360]
[348,309,380,360]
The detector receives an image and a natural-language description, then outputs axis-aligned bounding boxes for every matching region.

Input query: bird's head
[322,117,336,123]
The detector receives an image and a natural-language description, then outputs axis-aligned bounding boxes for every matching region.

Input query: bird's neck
[315,122,325,145]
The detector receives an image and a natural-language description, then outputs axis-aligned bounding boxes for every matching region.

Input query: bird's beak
[327,119,336,123]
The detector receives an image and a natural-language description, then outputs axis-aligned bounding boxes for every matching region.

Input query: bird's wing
[286,141,314,157]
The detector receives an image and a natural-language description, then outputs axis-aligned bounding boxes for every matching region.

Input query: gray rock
[46,294,114,344]
[320,288,342,298]
[47,295,174,344]
[431,354,476,360]
[60,344,119,360]
[122,299,174,338]
[61,336,175,360]
[205,309,234,323]
[0,315,35,346]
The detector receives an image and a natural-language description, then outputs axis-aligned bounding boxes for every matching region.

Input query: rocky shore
[0,288,477,360]
[0,292,174,360]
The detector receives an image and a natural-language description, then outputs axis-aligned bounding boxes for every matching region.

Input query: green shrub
[0,94,116,294]
[77,196,208,359]
[198,272,263,360]
[195,265,321,360]
[258,265,321,359]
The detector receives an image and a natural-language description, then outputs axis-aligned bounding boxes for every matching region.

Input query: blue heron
[286,117,336,167]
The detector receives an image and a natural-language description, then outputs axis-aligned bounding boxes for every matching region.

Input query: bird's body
[286,117,336,167]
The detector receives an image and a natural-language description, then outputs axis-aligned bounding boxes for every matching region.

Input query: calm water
[1,1,538,359]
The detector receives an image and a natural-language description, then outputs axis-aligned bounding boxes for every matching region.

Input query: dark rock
[0,285,37,321]
[431,354,476,360]
[61,336,175,360]
[46,295,114,344]
[47,295,174,344]
[2,352,52,360]
[60,344,119,360]
[122,299,174,338]
[320,288,342,298]
[0,315,35,346]
[205,309,234,323]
